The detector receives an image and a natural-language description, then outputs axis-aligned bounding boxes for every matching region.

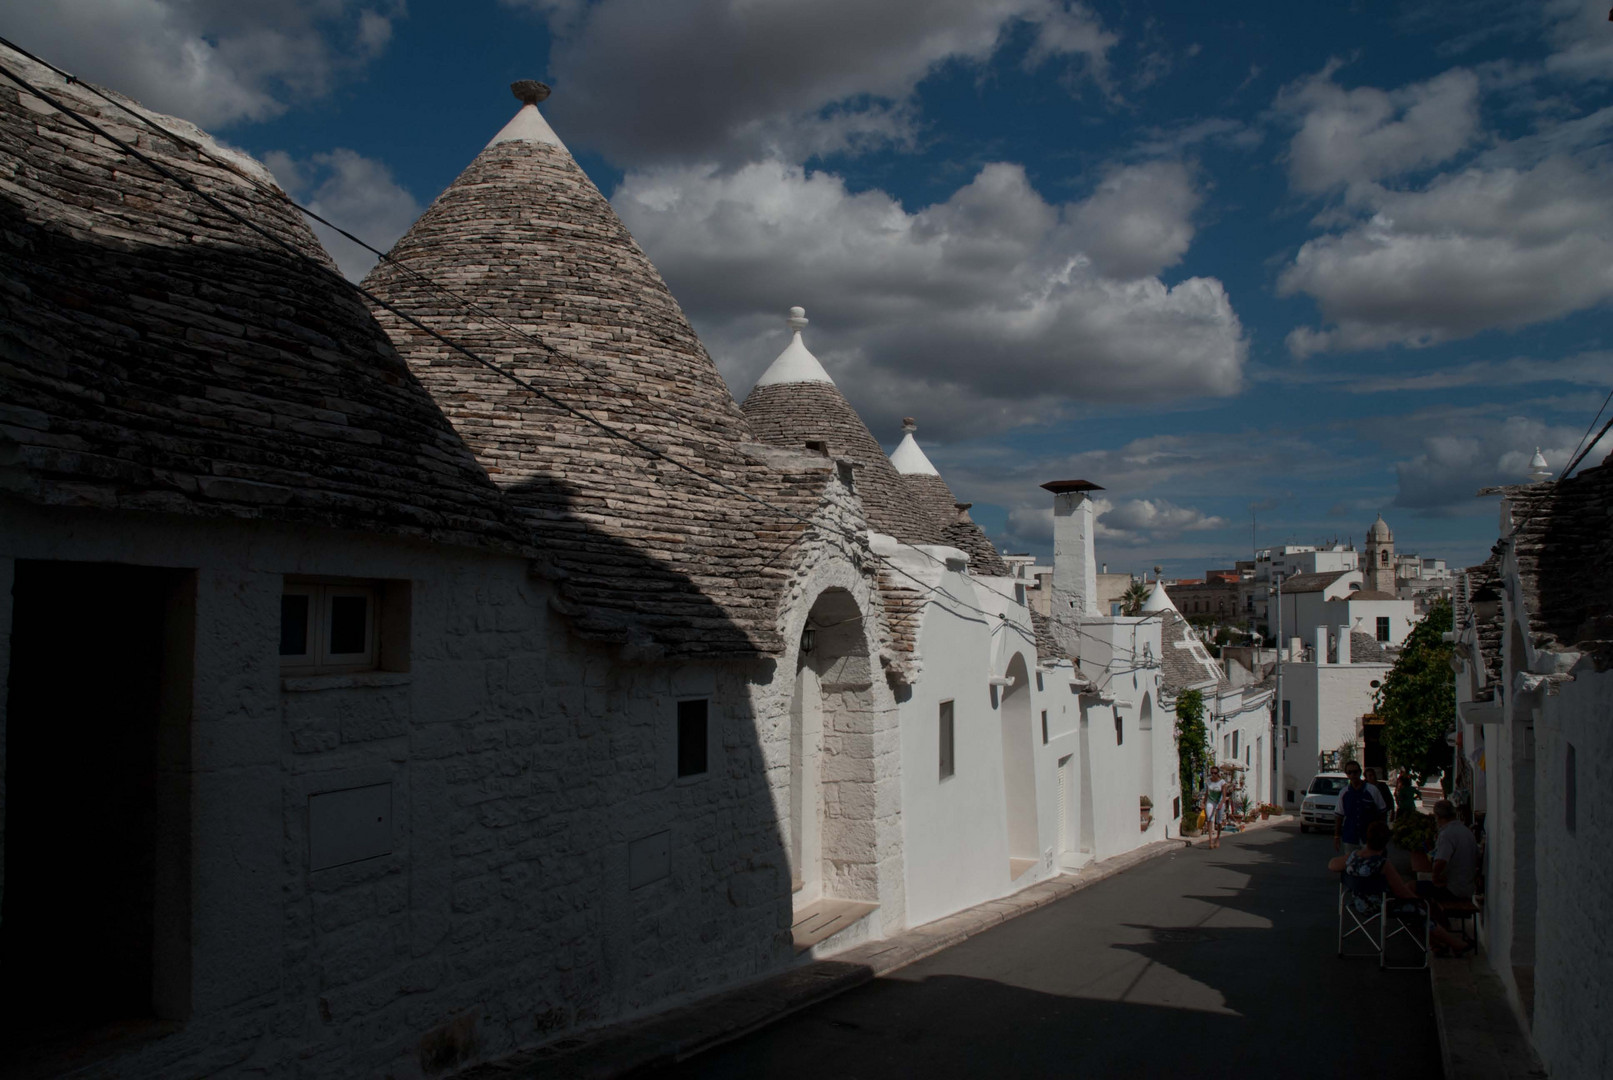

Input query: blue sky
[11,1,1613,576]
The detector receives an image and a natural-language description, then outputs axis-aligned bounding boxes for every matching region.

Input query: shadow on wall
[0,192,798,1075]
[650,827,1443,1079]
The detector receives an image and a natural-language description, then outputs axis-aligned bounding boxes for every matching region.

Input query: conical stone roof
[363,84,814,658]
[742,311,936,544]
[889,420,1009,576]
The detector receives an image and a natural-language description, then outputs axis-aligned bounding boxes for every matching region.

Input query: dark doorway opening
[2,561,194,1058]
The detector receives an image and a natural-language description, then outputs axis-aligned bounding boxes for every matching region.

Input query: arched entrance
[790,588,877,907]
[1000,653,1038,873]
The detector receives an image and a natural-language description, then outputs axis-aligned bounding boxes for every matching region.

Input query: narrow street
[654,824,1442,1079]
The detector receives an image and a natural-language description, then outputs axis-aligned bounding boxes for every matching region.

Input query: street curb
[452,837,1192,1079]
[1428,949,1545,1080]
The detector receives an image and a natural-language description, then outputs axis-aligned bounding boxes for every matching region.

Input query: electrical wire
[0,42,1129,671]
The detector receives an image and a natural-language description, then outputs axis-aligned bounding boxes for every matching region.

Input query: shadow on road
[652,825,1441,1079]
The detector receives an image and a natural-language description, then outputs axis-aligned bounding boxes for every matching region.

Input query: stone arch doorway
[1000,653,1038,873]
[790,588,878,907]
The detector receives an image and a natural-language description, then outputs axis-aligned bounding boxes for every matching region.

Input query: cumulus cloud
[614,157,1244,434]
[1275,63,1481,194]
[1001,497,1225,550]
[518,0,1117,165]
[1279,155,1613,355]
[1095,497,1227,544]
[1393,415,1613,512]
[265,149,421,281]
[3,0,400,129]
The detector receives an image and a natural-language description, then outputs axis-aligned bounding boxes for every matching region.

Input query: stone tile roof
[742,382,936,545]
[361,115,827,659]
[1160,611,1225,693]
[0,55,530,552]
[1348,632,1388,664]
[1460,554,1505,686]
[1028,608,1059,661]
[1347,589,1399,602]
[1281,570,1350,594]
[1486,461,1613,657]
[897,473,1011,578]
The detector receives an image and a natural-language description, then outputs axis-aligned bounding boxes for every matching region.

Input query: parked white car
[1299,772,1350,833]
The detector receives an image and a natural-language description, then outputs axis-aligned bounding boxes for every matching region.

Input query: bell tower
[1363,513,1395,594]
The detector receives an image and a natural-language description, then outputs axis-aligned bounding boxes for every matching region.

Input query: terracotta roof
[362,97,826,658]
[742,381,935,544]
[1346,589,1399,601]
[1280,570,1351,594]
[1485,462,1613,656]
[0,54,529,552]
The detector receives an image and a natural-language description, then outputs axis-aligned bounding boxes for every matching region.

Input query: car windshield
[1308,777,1347,796]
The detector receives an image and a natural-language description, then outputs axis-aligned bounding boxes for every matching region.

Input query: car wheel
[1299,824,1308,834]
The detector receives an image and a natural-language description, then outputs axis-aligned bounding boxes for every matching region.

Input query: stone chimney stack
[1042,479,1105,654]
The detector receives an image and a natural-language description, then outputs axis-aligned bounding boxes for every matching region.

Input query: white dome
[889,418,940,476]
[753,307,834,388]
[1140,581,1177,614]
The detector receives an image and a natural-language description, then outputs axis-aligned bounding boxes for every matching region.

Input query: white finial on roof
[754,306,835,388]
[488,79,568,151]
[890,416,941,476]
[1140,581,1177,614]
[1528,447,1552,483]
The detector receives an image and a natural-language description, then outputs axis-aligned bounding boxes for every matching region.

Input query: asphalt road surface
[653,823,1442,1079]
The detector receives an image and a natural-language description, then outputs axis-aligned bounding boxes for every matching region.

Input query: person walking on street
[1334,760,1387,853]
[1204,766,1227,850]
[1394,771,1419,820]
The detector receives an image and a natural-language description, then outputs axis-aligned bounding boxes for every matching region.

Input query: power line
[0,46,1071,661]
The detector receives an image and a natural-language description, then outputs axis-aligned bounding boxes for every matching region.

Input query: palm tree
[1120,581,1151,616]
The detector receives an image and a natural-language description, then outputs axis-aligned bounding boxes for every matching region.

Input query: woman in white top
[1204,767,1227,849]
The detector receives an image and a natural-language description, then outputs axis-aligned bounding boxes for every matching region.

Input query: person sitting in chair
[1329,821,1470,956]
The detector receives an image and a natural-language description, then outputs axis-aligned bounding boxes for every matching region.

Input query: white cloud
[1279,155,1613,355]
[614,157,1245,434]
[1543,0,1613,81]
[519,0,1118,165]
[1275,63,1481,194]
[3,0,400,129]
[265,149,421,282]
[1393,416,1613,512]
[1095,497,1227,544]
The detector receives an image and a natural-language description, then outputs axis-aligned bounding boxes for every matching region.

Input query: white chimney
[1337,626,1351,666]
[1315,625,1330,665]
[1043,479,1105,655]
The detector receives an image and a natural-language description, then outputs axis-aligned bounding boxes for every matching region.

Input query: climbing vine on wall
[1175,688,1209,797]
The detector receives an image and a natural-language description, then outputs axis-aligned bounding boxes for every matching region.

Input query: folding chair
[1338,884,1430,970]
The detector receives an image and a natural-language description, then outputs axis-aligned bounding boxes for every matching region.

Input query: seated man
[1418,798,1479,904]
[1330,821,1469,955]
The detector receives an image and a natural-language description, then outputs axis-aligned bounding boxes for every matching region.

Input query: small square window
[677,700,708,778]
[281,581,382,673]
[939,700,955,780]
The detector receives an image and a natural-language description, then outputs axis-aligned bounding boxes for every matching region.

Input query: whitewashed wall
[897,567,1013,928]
[1529,656,1612,1079]
[0,504,801,1079]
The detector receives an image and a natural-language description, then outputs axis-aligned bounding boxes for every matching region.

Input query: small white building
[1277,630,1392,805]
